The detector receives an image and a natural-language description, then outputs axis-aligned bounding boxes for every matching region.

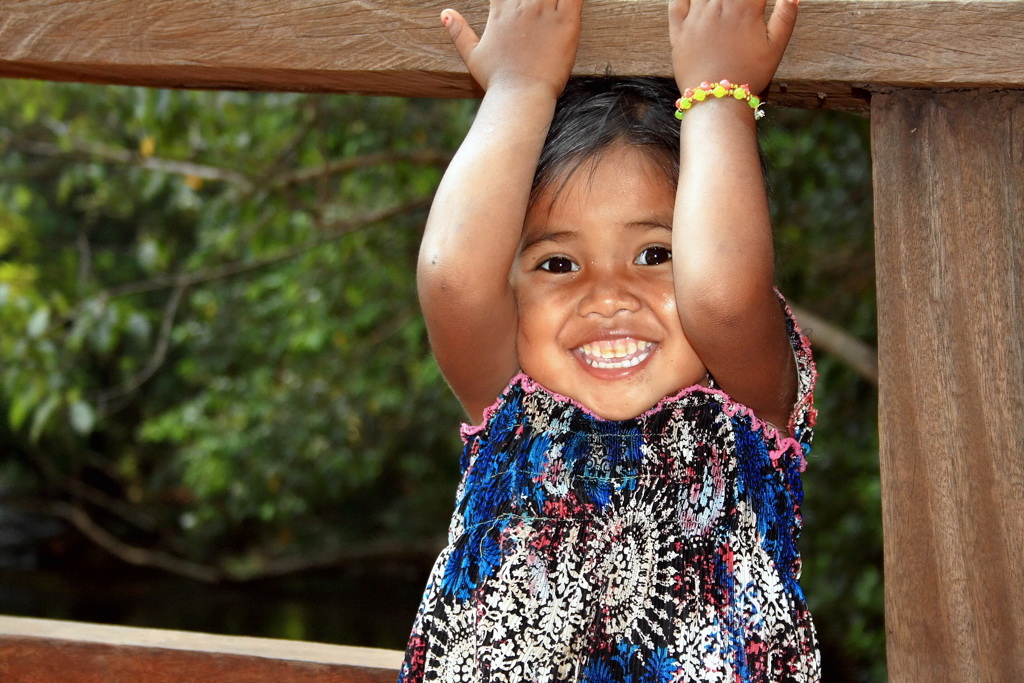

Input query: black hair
[530,77,682,207]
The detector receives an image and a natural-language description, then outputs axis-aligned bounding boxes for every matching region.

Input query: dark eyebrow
[518,229,578,254]
[518,219,673,254]
[627,219,673,233]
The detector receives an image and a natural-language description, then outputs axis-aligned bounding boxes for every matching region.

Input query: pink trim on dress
[461,374,811,470]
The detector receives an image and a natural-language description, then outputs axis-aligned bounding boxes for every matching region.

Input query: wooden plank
[871,90,1024,681]
[1,0,1023,111]
[0,616,402,682]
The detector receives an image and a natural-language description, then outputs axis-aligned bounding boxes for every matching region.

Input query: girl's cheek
[658,291,679,313]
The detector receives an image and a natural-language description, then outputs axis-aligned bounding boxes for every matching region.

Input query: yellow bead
[733,89,746,100]
[693,89,707,101]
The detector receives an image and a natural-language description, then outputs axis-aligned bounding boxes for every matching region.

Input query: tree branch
[144,198,425,294]
[95,283,188,410]
[26,455,161,535]
[789,302,879,386]
[1,126,452,194]
[221,540,445,582]
[60,197,430,327]
[250,99,323,193]
[270,150,452,189]
[47,501,221,583]
[0,127,253,189]
[44,499,443,584]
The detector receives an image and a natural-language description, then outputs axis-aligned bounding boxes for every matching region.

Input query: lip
[573,335,657,377]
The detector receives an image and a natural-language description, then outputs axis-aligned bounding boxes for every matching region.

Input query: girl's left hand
[442,0,585,101]
[668,0,798,93]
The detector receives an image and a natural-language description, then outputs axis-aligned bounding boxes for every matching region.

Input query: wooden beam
[0,616,403,682]
[1,0,1023,111]
[872,90,1024,680]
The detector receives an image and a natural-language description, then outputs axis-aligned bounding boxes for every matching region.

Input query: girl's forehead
[535,146,673,205]
[520,155,675,252]
[534,146,675,206]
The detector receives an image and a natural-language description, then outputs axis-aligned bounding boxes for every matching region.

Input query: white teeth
[578,340,653,369]
[588,356,643,369]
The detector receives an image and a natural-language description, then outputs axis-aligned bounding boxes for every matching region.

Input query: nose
[576,272,642,318]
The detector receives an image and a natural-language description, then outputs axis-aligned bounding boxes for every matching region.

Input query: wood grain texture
[1,0,1023,110]
[0,616,402,682]
[872,90,1024,681]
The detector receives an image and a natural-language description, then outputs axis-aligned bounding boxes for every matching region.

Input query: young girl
[401,0,819,680]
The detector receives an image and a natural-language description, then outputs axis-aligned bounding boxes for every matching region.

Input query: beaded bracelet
[674,80,764,120]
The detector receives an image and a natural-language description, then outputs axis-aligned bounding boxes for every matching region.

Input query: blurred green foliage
[0,81,883,680]
[765,110,885,681]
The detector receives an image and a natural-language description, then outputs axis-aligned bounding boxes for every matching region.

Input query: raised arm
[418,0,584,423]
[668,0,800,431]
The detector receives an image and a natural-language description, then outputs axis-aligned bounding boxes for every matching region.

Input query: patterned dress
[400,309,820,682]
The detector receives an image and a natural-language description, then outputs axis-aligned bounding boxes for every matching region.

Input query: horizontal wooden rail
[0,616,403,682]
[1,0,1023,111]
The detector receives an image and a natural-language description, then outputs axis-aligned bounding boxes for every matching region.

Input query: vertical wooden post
[872,91,1024,680]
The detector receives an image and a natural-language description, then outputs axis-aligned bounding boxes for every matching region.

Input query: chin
[582,397,658,422]
[595,410,644,421]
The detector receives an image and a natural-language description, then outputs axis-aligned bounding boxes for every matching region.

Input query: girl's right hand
[442,0,584,100]
[669,0,797,94]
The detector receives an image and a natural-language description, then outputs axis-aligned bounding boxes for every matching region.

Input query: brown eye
[635,246,672,266]
[538,256,579,273]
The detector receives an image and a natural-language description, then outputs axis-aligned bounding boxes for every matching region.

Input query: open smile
[576,338,655,369]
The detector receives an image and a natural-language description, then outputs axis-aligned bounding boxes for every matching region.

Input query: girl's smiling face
[511,144,706,420]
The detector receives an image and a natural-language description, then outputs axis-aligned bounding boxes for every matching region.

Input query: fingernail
[441,11,451,26]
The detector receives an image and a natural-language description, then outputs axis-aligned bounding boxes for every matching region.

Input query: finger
[441,9,480,65]
[766,0,799,52]
[668,0,691,22]
[561,0,586,16]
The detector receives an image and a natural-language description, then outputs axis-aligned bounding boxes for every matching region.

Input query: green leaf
[126,312,152,342]
[29,394,59,443]
[8,383,42,430]
[69,399,96,435]
[26,306,50,338]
